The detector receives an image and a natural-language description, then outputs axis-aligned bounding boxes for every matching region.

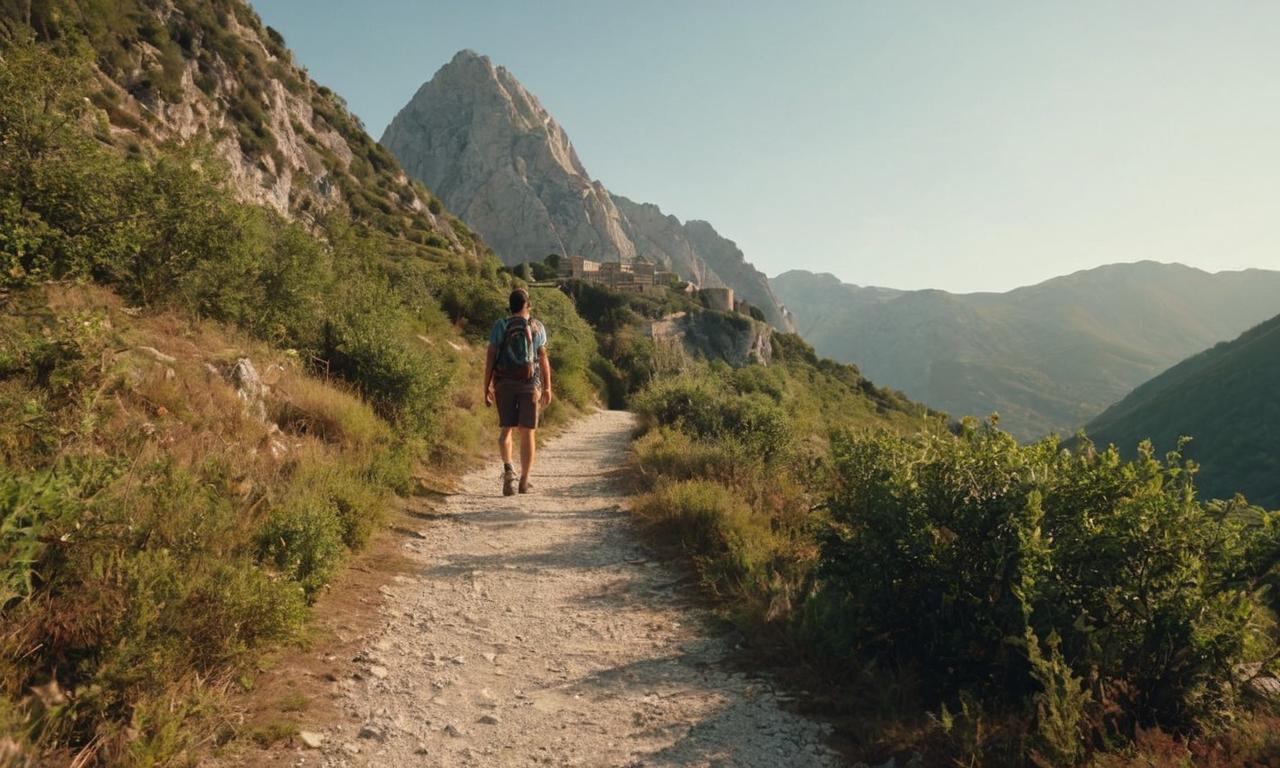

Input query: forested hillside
[772,263,1280,439]
[1086,313,1280,508]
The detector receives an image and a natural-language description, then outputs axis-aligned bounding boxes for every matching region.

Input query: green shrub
[529,287,603,413]
[633,373,791,460]
[0,457,122,608]
[809,422,1280,743]
[633,480,774,598]
[319,303,451,439]
[256,493,345,600]
[286,453,388,550]
[634,427,757,488]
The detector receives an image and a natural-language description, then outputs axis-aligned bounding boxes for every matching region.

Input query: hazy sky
[253,0,1280,292]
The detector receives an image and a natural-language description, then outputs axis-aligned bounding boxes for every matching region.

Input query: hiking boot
[518,478,533,494]
[502,464,518,497]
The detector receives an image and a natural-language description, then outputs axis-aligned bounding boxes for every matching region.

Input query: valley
[772,263,1280,440]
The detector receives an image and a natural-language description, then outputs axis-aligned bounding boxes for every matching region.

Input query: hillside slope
[772,262,1280,439]
[4,0,482,258]
[1085,313,1280,508]
[0,5,518,762]
[380,50,795,331]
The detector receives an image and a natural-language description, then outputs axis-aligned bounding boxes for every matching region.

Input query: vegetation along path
[291,409,840,767]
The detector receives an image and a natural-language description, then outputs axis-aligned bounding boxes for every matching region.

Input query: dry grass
[0,285,442,764]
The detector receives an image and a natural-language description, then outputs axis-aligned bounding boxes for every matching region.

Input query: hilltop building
[561,256,670,296]
[559,256,756,317]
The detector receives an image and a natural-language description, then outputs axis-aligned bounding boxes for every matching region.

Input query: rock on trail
[297,409,840,767]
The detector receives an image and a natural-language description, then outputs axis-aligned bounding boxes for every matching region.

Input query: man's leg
[519,426,536,488]
[499,427,515,464]
[499,425,518,496]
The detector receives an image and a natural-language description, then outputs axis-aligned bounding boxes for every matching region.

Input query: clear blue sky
[253,0,1280,292]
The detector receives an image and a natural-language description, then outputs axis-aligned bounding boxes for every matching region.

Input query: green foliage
[810,421,1280,751]
[634,373,791,460]
[633,480,774,597]
[1085,313,1280,509]
[0,287,403,760]
[0,34,515,761]
[0,38,475,446]
[528,287,604,417]
[320,298,451,437]
[630,322,1278,761]
[0,457,122,608]
[256,493,345,599]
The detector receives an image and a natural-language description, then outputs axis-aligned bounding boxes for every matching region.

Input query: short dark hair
[508,288,529,314]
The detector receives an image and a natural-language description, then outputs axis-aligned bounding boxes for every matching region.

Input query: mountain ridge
[771,261,1280,439]
[381,49,795,331]
[1084,312,1280,508]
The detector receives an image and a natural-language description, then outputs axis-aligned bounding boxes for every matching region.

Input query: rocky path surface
[305,409,841,767]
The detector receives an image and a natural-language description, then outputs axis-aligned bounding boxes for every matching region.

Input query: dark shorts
[496,384,540,429]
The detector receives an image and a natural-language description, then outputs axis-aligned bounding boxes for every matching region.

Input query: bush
[256,492,345,599]
[809,421,1280,749]
[633,480,774,598]
[285,452,389,550]
[320,317,449,438]
[633,374,791,460]
[270,372,387,448]
[529,287,603,415]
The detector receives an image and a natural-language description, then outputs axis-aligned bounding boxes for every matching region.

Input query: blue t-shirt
[489,316,548,388]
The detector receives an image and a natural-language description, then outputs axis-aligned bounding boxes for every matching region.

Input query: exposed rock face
[381,50,634,265]
[610,196,724,290]
[82,0,475,257]
[650,312,773,368]
[381,51,796,332]
[681,220,794,331]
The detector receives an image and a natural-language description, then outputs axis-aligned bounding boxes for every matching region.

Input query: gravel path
[308,409,841,767]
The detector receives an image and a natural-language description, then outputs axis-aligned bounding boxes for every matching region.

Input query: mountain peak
[380,53,795,330]
[382,52,625,264]
[449,48,489,64]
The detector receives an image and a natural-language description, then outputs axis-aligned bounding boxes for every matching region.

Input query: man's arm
[538,347,553,406]
[483,345,497,406]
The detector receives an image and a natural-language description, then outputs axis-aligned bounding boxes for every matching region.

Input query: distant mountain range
[771,262,1280,440]
[380,50,794,331]
[1085,312,1280,508]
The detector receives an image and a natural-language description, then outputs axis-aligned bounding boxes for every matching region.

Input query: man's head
[509,288,530,315]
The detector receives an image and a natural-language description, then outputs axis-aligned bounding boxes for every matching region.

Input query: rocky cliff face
[381,50,634,265]
[609,196,724,290]
[650,312,773,368]
[381,50,795,331]
[37,0,479,259]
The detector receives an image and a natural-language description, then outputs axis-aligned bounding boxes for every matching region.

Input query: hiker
[484,288,553,496]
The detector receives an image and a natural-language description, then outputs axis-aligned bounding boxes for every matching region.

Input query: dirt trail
[302,409,841,767]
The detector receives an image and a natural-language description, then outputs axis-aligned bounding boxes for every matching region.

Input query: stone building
[560,255,682,296]
[699,287,735,312]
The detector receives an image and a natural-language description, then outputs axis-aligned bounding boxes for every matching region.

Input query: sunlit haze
[254,0,1280,292]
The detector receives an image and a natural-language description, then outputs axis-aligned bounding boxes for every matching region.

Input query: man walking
[484,288,553,496]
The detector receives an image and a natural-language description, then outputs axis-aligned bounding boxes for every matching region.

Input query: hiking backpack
[496,316,538,380]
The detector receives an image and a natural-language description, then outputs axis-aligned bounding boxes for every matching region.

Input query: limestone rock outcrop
[81,0,475,258]
[381,50,634,265]
[381,50,795,332]
[650,311,774,368]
